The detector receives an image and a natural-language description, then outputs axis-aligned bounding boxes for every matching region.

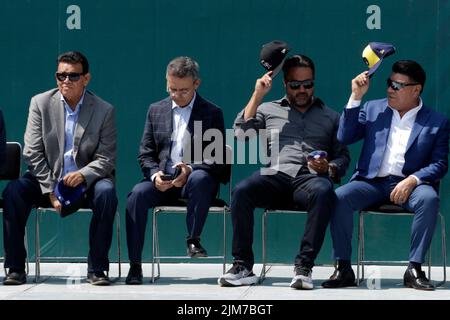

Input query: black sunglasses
[287,79,314,90]
[387,78,418,91]
[55,72,84,82]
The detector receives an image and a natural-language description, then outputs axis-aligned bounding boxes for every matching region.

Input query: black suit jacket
[138,93,229,184]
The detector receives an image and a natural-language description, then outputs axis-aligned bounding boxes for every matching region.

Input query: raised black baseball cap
[260,40,291,78]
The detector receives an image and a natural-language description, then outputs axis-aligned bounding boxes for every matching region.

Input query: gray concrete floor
[1,263,449,300]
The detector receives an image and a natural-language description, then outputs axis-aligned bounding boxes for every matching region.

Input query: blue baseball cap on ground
[362,42,396,76]
[54,180,87,217]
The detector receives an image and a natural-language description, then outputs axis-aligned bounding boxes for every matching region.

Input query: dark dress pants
[231,169,336,270]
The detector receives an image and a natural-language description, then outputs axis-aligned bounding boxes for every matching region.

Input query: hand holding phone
[160,167,182,182]
[172,167,181,180]
[160,174,173,181]
[307,150,328,161]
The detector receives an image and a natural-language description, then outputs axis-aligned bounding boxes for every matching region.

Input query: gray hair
[166,56,200,81]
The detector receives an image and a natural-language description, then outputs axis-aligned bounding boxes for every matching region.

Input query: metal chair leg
[361,212,365,283]
[357,211,362,286]
[222,207,227,274]
[110,210,121,283]
[34,208,41,283]
[117,210,122,279]
[24,227,30,275]
[155,212,160,279]
[151,209,161,283]
[259,210,267,284]
[434,213,446,287]
[151,209,156,283]
[441,213,447,284]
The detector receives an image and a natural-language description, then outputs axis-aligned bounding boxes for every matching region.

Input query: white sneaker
[290,266,313,290]
[218,263,259,287]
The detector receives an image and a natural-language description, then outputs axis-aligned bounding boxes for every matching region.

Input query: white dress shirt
[151,92,196,182]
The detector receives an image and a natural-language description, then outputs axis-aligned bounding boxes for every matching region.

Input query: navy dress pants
[126,169,219,263]
[330,176,439,263]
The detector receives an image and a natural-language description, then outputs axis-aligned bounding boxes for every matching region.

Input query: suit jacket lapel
[379,106,393,149]
[51,94,65,157]
[406,107,430,151]
[74,92,95,153]
[187,94,203,135]
[163,98,173,137]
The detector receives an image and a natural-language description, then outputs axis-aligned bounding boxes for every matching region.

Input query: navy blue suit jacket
[338,98,449,189]
[138,93,229,184]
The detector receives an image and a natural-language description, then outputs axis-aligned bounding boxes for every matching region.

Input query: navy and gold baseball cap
[54,179,87,217]
[362,42,396,77]
[260,40,290,78]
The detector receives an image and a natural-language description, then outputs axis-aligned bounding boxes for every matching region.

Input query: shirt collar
[61,89,86,114]
[171,91,196,110]
[275,96,323,109]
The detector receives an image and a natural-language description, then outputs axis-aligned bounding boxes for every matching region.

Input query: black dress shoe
[403,268,435,291]
[126,263,143,285]
[3,270,27,285]
[187,239,208,258]
[321,267,356,288]
[87,271,111,286]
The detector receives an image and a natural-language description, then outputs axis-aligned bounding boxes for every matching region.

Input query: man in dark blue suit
[323,60,449,290]
[125,56,228,284]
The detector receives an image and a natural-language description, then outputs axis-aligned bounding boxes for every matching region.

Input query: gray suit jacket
[23,88,116,194]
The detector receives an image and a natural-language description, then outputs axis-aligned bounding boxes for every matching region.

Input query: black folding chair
[151,145,232,282]
[260,204,307,283]
[357,202,446,287]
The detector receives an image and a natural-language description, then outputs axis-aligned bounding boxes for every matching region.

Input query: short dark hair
[392,60,426,93]
[57,51,89,74]
[282,54,315,79]
[166,56,200,81]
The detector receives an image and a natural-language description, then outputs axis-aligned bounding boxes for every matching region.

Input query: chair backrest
[0,142,21,181]
[224,145,233,202]
[215,145,233,202]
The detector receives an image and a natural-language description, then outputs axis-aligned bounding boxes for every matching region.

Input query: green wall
[0,0,448,266]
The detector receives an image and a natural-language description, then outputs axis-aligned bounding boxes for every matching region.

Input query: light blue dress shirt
[61,90,86,177]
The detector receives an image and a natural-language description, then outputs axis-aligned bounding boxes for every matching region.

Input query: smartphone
[307,150,328,161]
[160,174,173,181]
[172,167,181,179]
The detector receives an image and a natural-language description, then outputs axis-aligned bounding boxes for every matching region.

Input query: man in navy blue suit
[323,60,449,290]
[125,56,228,284]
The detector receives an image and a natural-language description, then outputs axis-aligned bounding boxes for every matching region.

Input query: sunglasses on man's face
[55,72,84,82]
[386,78,418,91]
[286,79,314,90]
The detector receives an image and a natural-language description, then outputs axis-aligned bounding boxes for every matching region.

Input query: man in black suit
[125,56,228,284]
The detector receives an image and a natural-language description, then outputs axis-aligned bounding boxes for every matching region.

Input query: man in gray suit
[2,51,117,285]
